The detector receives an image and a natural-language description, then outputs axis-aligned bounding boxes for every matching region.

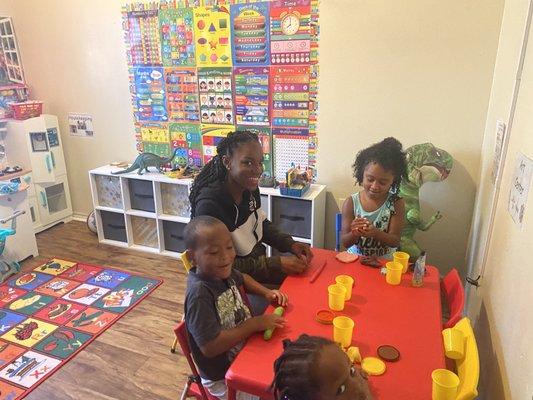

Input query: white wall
[0,0,139,220]
[0,0,504,277]
[317,0,504,275]
[466,0,533,398]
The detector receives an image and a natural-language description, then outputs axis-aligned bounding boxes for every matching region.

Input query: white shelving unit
[89,165,326,259]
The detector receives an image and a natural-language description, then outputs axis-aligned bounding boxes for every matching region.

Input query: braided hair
[189,130,259,217]
[352,137,408,193]
[271,334,331,400]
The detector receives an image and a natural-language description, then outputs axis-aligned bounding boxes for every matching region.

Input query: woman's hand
[264,289,289,306]
[280,256,307,275]
[291,242,314,263]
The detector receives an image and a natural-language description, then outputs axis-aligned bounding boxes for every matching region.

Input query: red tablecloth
[226,248,445,399]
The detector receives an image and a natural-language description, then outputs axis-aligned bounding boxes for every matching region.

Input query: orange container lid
[315,309,335,324]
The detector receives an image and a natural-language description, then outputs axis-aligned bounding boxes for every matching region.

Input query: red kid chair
[441,268,465,329]
[173,321,218,400]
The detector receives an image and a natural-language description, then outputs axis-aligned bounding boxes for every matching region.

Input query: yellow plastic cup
[333,316,354,348]
[346,346,362,363]
[393,251,410,273]
[385,261,403,285]
[442,328,465,360]
[335,275,354,300]
[328,284,346,311]
[431,369,460,400]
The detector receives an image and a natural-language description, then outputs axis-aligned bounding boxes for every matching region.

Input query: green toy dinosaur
[112,148,179,175]
[399,143,453,260]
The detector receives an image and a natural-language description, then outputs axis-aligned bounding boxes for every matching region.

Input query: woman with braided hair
[189,130,313,285]
[271,335,373,400]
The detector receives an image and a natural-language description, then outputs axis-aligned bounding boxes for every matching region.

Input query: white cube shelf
[89,165,326,259]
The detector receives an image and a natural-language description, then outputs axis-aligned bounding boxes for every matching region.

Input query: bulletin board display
[122,0,319,181]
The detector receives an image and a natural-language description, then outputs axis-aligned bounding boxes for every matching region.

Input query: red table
[226,248,445,399]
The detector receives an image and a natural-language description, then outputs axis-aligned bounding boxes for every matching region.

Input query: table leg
[227,385,237,400]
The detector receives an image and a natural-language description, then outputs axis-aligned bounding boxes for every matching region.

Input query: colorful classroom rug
[0,258,162,399]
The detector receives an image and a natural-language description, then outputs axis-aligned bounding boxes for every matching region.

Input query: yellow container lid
[361,357,386,376]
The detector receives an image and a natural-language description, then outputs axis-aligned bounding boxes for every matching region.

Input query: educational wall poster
[139,122,171,156]
[169,122,203,166]
[165,67,200,122]
[271,65,309,128]
[193,6,232,67]
[122,0,319,179]
[125,7,162,66]
[68,113,94,138]
[140,122,169,143]
[142,142,172,157]
[201,124,235,164]
[133,67,168,121]
[231,2,270,66]
[198,67,234,125]
[273,127,309,181]
[270,0,311,65]
[508,152,533,229]
[159,8,196,67]
[234,66,270,126]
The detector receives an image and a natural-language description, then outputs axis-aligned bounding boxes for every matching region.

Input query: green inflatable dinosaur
[112,148,179,175]
[399,143,453,260]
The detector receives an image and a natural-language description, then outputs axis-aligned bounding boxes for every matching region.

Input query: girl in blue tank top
[341,138,407,262]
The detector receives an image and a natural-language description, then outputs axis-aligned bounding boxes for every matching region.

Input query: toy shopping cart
[0,210,24,283]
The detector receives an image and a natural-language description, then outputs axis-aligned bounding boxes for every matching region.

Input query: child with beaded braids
[271,334,373,400]
[189,130,313,285]
[341,137,407,265]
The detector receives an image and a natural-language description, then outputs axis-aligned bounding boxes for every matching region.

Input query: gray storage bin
[100,210,127,243]
[163,220,187,253]
[129,179,155,212]
[271,197,312,239]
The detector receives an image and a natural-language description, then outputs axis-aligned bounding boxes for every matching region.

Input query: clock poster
[270,0,311,65]
[122,0,319,181]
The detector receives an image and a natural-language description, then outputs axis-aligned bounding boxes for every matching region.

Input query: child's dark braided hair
[352,137,408,193]
[271,334,331,400]
[189,130,259,217]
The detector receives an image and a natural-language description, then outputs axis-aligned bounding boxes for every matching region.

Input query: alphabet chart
[159,7,196,66]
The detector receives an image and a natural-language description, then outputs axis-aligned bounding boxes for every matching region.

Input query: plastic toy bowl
[315,309,335,325]
[361,357,386,376]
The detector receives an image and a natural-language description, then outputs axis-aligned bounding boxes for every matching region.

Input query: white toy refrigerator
[0,123,38,262]
[5,114,72,232]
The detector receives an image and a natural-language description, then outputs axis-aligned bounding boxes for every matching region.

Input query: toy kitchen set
[0,16,72,266]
